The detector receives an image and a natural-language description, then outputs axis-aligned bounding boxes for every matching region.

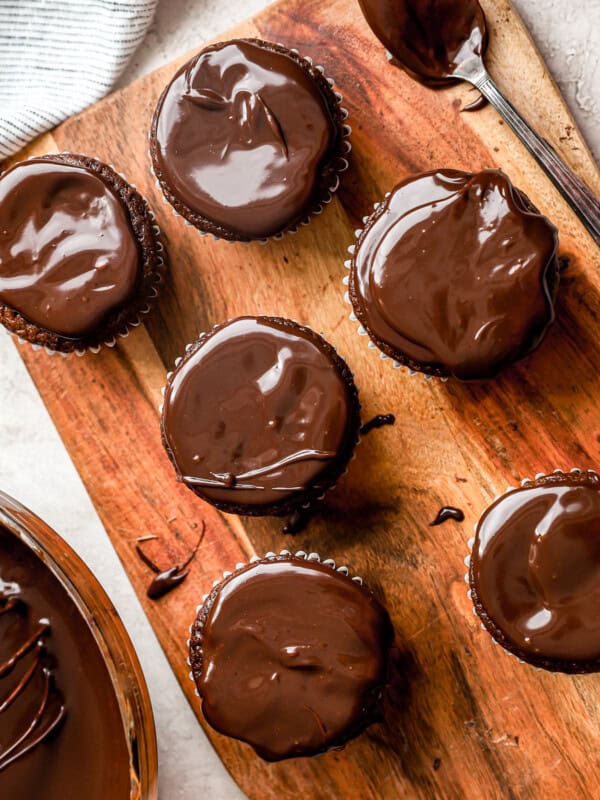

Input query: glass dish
[0,490,158,799]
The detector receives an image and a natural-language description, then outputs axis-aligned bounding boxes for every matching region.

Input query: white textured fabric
[0,0,157,159]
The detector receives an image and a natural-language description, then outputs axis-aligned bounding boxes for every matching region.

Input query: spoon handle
[475,71,600,245]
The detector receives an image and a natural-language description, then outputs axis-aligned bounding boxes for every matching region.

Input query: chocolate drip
[358,0,488,85]
[462,92,488,112]
[430,506,465,526]
[0,587,65,774]
[282,506,314,535]
[360,414,396,436]
[136,524,205,600]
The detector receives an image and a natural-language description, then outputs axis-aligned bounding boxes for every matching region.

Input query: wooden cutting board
[6,0,600,797]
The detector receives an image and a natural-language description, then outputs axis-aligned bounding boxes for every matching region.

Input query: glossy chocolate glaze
[431,506,464,525]
[0,526,131,798]
[471,475,600,665]
[152,39,337,238]
[162,317,358,512]
[350,169,559,380]
[358,0,488,84]
[0,158,140,337]
[190,557,393,760]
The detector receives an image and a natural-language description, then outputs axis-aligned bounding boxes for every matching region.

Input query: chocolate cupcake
[469,470,600,673]
[0,153,164,354]
[161,316,360,516]
[150,38,349,241]
[188,551,394,761]
[348,169,560,381]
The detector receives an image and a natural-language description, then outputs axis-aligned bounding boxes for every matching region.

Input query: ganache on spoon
[357,0,600,245]
[358,0,488,84]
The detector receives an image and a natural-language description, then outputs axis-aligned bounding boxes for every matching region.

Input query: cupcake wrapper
[464,468,599,671]
[159,319,362,515]
[185,549,364,695]
[148,44,351,245]
[6,153,166,358]
[341,200,449,383]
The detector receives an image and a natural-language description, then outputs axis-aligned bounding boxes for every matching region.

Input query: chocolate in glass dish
[470,471,600,673]
[161,316,361,517]
[0,153,164,354]
[0,492,157,799]
[0,526,131,798]
[358,0,488,85]
[189,553,394,761]
[150,38,349,241]
[349,169,560,381]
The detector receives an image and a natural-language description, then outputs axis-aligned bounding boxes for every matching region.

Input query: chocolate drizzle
[350,169,560,380]
[360,414,396,436]
[358,0,488,84]
[135,525,205,600]
[162,317,359,513]
[430,506,465,525]
[152,39,337,239]
[182,449,337,492]
[0,582,66,774]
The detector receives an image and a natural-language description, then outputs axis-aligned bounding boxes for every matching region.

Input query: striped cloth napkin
[0,0,157,160]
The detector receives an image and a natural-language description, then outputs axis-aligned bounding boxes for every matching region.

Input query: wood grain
[6,0,600,797]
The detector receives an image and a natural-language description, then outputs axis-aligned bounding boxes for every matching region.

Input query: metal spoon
[452,53,600,245]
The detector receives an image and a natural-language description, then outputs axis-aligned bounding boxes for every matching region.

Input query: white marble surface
[0,1,598,798]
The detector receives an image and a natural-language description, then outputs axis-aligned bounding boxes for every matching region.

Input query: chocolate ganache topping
[162,317,359,512]
[358,0,488,83]
[350,169,559,380]
[471,474,600,668]
[189,556,394,760]
[0,157,140,337]
[151,39,338,238]
[0,525,131,799]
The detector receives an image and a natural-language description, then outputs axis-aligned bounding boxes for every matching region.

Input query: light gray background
[0,1,598,798]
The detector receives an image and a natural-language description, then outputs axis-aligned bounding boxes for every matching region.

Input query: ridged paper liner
[4,153,166,357]
[159,318,362,516]
[148,42,351,245]
[185,549,365,695]
[464,468,600,672]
